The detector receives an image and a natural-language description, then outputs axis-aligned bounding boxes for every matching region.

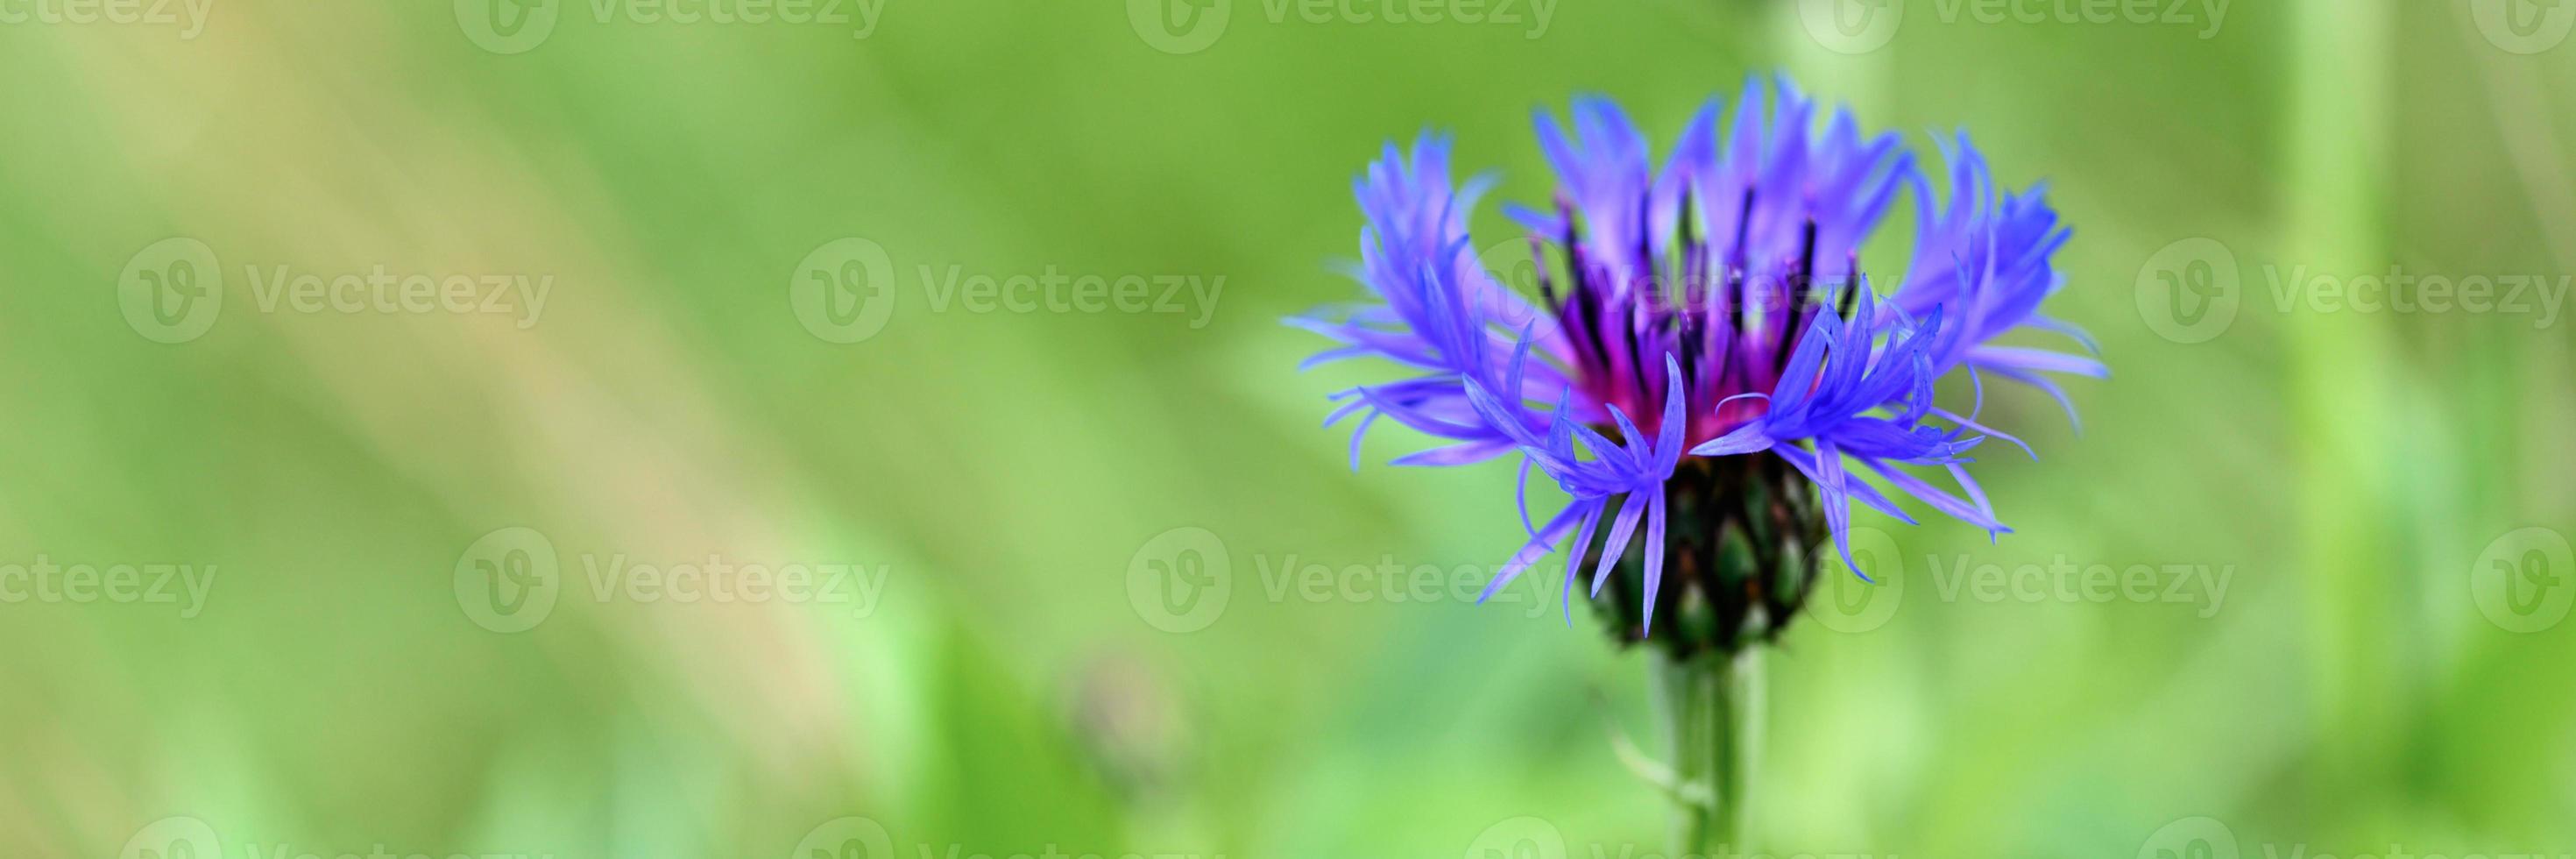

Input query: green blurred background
[4,0,2574,855]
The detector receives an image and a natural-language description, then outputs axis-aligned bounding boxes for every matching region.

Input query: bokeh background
[4,0,2574,855]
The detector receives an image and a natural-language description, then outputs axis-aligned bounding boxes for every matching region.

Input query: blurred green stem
[1651,647,1762,855]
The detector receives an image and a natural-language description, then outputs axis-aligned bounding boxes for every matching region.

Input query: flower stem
[1650,647,1762,856]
